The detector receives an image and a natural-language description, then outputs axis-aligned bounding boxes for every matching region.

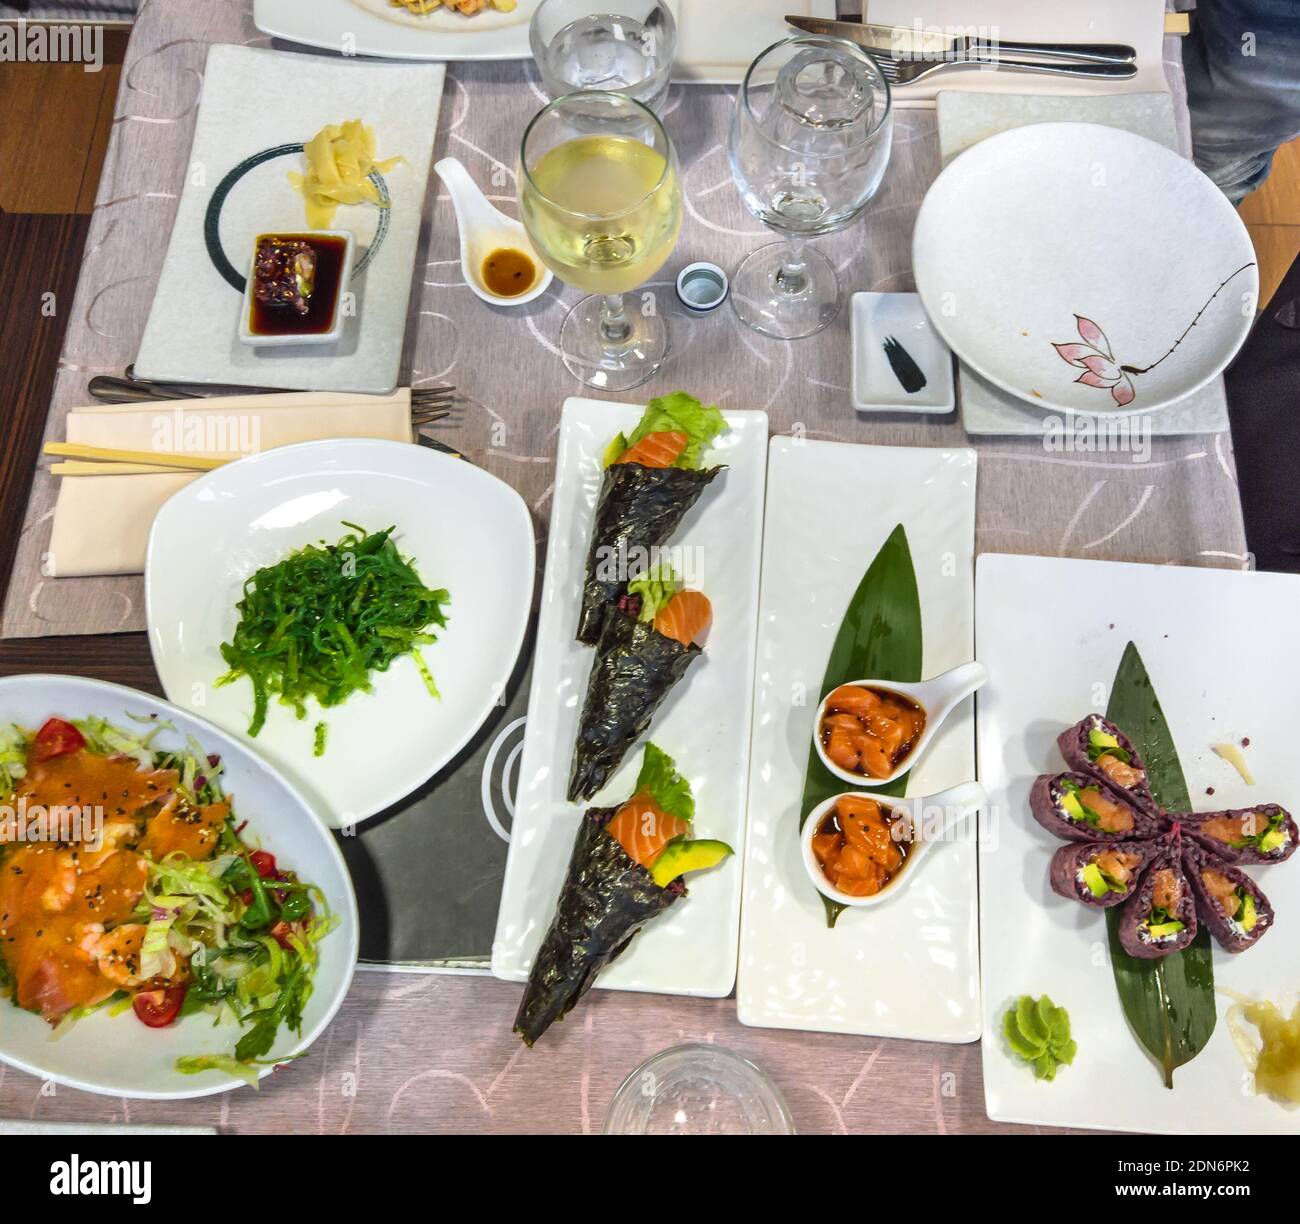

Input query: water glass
[530,0,676,112]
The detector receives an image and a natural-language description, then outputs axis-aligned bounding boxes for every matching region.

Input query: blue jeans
[1183,0,1300,201]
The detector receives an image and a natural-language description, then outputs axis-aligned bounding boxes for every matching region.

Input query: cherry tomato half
[132,983,187,1029]
[269,921,297,951]
[249,850,278,879]
[32,718,85,763]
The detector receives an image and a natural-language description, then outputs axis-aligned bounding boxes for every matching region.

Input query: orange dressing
[482,247,537,298]
[811,795,910,897]
[0,744,224,1024]
[819,685,926,779]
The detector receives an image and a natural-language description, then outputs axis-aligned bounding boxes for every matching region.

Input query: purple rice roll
[1030,772,1159,843]
[1050,839,1156,908]
[1183,843,1274,954]
[1117,851,1198,959]
[1181,804,1297,866]
[1056,714,1156,811]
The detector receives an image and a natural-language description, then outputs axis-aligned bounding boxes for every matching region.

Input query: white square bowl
[850,291,955,414]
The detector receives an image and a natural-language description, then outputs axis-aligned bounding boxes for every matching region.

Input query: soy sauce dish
[239,230,355,348]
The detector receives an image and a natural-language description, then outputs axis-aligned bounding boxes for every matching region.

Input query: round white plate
[0,674,358,1100]
[254,0,539,62]
[146,438,536,829]
[912,123,1258,417]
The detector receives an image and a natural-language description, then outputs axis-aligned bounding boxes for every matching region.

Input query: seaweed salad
[569,564,711,803]
[515,745,731,1046]
[577,392,726,645]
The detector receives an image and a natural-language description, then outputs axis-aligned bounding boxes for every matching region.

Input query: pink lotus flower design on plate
[1052,315,1136,408]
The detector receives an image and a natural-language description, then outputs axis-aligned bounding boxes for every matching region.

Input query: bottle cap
[676,262,729,313]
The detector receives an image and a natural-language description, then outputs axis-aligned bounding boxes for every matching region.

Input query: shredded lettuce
[633,743,695,825]
[619,391,727,470]
[0,723,26,796]
[175,1053,278,1089]
[627,564,682,623]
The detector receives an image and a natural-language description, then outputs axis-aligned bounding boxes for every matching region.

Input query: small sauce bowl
[800,781,986,909]
[813,660,987,788]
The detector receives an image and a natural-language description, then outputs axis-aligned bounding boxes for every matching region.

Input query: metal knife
[785,16,1137,65]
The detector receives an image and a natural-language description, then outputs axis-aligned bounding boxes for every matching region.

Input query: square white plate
[737,439,980,1041]
[491,398,767,998]
[255,0,835,83]
[851,292,955,414]
[977,554,1300,1134]
[134,44,443,393]
[146,438,535,830]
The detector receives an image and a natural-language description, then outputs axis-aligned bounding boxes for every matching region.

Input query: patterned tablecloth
[0,2,1247,1132]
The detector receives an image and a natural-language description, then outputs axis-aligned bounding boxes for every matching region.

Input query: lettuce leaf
[633,743,694,825]
[627,563,682,623]
[623,392,726,470]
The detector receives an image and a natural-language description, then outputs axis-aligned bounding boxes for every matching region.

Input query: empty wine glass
[729,35,893,340]
[530,0,676,112]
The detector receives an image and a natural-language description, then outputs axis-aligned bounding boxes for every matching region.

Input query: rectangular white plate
[492,398,767,998]
[737,440,980,1041]
[134,44,443,393]
[255,0,835,83]
[977,554,1300,1135]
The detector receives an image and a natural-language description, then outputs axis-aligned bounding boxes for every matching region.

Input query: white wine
[522,134,682,296]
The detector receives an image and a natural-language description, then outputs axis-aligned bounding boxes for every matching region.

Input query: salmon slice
[1150,867,1182,913]
[614,430,688,468]
[1078,786,1134,833]
[653,590,712,647]
[1200,868,1241,918]
[1096,752,1143,788]
[824,685,884,720]
[604,797,690,869]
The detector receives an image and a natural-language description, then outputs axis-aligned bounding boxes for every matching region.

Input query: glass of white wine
[519,91,683,390]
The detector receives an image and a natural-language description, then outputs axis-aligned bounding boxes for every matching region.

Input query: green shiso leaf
[1103,641,1216,1090]
[633,743,695,825]
[797,524,922,928]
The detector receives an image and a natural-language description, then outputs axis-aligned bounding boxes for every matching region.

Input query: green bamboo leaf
[798,523,923,927]
[1103,641,1216,1089]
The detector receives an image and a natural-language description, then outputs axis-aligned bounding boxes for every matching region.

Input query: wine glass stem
[774,239,810,296]
[600,294,633,347]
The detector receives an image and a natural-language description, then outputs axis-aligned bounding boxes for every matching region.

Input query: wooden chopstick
[50,461,193,477]
[43,442,230,471]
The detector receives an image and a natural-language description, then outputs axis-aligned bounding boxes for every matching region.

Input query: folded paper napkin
[48,391,413,578]
[863,0,1169,108]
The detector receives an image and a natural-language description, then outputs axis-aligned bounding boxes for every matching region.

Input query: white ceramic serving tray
[977,554,1300,1135]
[492,398,767,999]
[134,44,443,393]
[255,0,835,83]
[737,439,981,1042]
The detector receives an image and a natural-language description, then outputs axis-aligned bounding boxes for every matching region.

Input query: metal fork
[872,55,1138,86]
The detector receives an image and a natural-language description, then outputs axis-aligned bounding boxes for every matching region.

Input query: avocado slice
[650,837,732,888]
[601,432,628,467]
[1088,727,1119,752]
[1257,826,1286,854]
[1240,892,1258,932]
[1147,919,1185,938]
[1059,790,1087,823]
[1080,862,1110,899]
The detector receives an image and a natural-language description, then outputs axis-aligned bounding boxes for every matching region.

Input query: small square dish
[850,291,955,414]
[238,230,355,348]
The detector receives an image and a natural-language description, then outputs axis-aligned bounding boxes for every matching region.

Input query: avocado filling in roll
[1199,867,1259,935]
[1057,776,1136,834]
[1080,847,1144,898]
[1138,866,1186,943]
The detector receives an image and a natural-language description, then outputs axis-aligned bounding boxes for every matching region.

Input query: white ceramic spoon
[800,780,987,910]
[434,157,552,307]
[813,660,988,787]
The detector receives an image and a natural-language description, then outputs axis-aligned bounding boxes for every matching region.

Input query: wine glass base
[559,295,668,392]
[731,242,841,340]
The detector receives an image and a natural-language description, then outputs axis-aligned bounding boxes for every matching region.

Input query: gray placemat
[936,90,1231,438]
